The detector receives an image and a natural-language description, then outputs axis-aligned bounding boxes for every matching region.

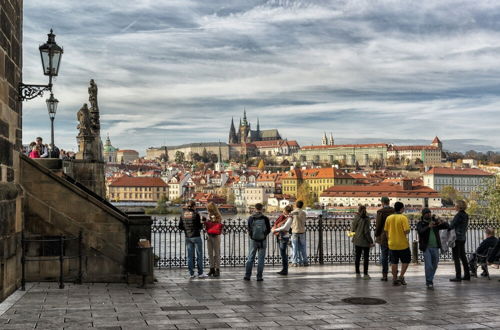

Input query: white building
[387,137,442,166]
[423,167,495,198]
[168,172,191,200]
[319,179,442,208]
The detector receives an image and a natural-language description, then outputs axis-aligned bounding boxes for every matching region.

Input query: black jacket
[247,212,271,238]
[488,240,500,263]
[374,206,395,246]
[417,219,449,251]
[179,207,202,238]
[477,236,498,256]
[449,210,469,241]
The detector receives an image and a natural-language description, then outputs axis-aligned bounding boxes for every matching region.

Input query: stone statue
[88,79,98,112]
[77,103,92,137]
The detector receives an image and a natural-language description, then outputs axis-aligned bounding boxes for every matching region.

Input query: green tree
[174,151,185,163]
[440,186,463,206]
[192,152,202,162]
[297,182,316,207]
[202,148,209,162]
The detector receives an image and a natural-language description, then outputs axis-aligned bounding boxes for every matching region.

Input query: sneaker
[461,276,471,281]
[243,277,250,281]
[256,278,264,282]
[363,274,371,280]
[291,263,298,267]
[426,283,434,290]
[480,272,488,277]
[449,278,461,282]
[198,273,208,279]
[277,271,288,275]
[392,279,401,286]
[398,276,407,285]
[380,276,388,282]
[189,274,196,279]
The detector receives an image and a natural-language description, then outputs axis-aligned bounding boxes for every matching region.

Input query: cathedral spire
[257,117,260,131]
[229,117,237,144]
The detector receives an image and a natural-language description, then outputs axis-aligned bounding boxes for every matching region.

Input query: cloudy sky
[23,0,500,153]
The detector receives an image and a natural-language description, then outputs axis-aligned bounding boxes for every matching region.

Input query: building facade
[423,167,496,198]
[282,167,355,200]
[299,143,388,166]
[146,142,230,162]
[320,180,442,208]
[108,176,168,202]
[116,149,139,163]
[387,137,442,166]
[102,135,118,163]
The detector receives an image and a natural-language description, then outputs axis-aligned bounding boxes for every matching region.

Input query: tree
[174,151,185,163]
[257,159,265,171]
[296,182,316,207]
[202,148,209,162]
[440,186,463,206]
[210,153,218,163]
[192,153,202,162]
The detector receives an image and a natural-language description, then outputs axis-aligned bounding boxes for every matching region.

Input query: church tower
[239,109,251,143]
[321,132,328,146]
[229,117,238,144]
[329,132,334,145]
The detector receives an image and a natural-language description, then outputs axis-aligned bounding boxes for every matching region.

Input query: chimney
[402,178,412,191]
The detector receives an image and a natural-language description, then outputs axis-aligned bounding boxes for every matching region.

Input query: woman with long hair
[205,202,223,277]
[352,205,374,279]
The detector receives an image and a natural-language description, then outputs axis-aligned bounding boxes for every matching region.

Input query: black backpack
[251,217,267,241]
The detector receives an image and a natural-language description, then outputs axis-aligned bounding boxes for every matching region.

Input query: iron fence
[151,216,499,269]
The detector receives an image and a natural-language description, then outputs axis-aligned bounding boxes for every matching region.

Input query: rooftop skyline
[22,1,500,152]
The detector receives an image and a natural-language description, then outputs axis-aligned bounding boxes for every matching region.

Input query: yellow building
[282,167,355,200]
[108,176,168,202]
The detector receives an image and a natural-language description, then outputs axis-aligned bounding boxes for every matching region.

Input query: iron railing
[152,216,499,268]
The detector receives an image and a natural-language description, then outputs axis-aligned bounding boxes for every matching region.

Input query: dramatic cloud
[23,0,500,152]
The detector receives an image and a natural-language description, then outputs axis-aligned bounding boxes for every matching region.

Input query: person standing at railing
[352,205,374,279]
[449,200,471,282]
[384,202,411,286]
[271,205,294,276]
[374,197,395,282]
[244,203,271,281]
[179,201,208,279]
[417,208,449,290]
[204,202,223,278]
[291,200,308,267]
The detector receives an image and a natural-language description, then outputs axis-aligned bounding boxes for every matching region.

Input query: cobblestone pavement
[1,263,500,329]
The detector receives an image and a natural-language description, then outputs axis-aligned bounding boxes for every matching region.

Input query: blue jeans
[278,237,289,273]
[186,236,203,275]
[423,247,440,284]
[380,245,389,275]
[292,233,308,265]
[245,239,267,280]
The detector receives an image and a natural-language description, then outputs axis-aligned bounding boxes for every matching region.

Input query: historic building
[299,143,388,166]
[423,167,495,198]
[146,142,230,162]
[320,179,442,208]
[102,135,118,163]
[228,110,281,144]
[108,176,168,202]
[387,137,443,166]
[282,167,355,200]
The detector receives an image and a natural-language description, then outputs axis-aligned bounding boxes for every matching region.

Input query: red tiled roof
[389,146,439,151]
[301,143,387,150]
[321,182,439,198]
[424,167,494,176]
[432,136,441,144]
[110,176,167,187]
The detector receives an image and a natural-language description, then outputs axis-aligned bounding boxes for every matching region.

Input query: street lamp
[46,93,59,150]
[18,29,63,101]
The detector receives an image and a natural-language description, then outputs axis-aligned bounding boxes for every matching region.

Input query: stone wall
[0,0,23,301]
[63,160,106,197]
[21,156,129,282]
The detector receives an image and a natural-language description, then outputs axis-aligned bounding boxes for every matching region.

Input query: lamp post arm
[18,83,52,101]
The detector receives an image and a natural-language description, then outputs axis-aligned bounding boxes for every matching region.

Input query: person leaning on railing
[352,205,374,279]
[271,205,294,276]
[291,200,308,267]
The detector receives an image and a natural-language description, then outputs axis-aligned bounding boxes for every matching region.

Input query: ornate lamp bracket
[18,83,52,101]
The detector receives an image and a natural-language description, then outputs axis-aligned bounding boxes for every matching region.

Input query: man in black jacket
[374,197,395,281]
[417,208,449,290]
[179,201,207,278]
[244,203,271,281]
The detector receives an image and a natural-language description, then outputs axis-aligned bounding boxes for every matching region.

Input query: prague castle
[228,110,282,144]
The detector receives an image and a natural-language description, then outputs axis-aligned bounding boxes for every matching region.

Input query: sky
[22,0,500,153]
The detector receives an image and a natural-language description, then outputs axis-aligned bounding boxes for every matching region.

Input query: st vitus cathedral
[228,110,282,144]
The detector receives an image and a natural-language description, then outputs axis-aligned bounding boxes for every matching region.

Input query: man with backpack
[179,201,208,279]
[244,203,271,281]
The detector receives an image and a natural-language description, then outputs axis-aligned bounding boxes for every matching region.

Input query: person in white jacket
[271,205,294,275]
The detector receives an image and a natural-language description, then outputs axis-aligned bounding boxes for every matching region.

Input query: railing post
[59,235,65,289]
[318,215,324,265]
[412,240,419,264]
[21,231,25,291]
[77,231,83,284]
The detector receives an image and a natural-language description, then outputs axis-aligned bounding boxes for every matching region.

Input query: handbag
[205,221,223,235]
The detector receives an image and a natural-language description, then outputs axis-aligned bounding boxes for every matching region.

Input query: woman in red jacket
[204,202,223,277]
